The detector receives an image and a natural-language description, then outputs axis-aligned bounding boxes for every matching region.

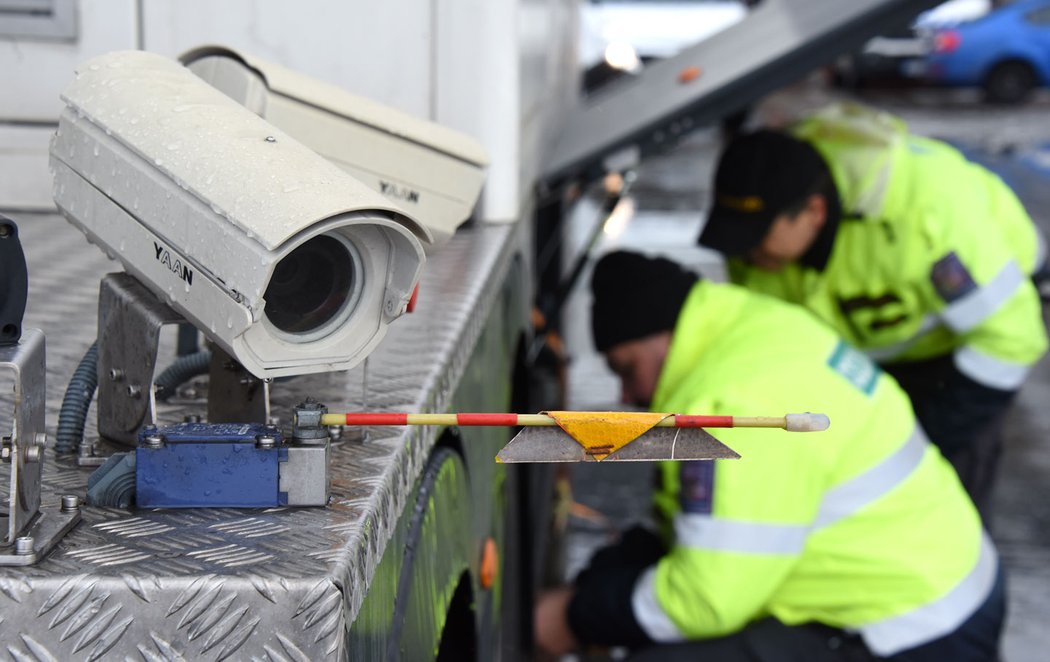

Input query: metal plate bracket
[1,328,46,545]
[96,273,184,446]
[0,500,82,566]
[0,328,80,564]
[207,344,271,424]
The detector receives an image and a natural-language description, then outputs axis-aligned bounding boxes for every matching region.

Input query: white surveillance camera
[179,45,488,247]
[50,50,431,378]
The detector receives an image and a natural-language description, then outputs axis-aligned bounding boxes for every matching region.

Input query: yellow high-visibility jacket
[729,103,1047,392]
[636,281,995,657]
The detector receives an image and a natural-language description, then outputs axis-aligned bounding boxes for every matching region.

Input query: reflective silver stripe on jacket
[857,531,998,656]
[955,346,1030,390]
[812,426,927,528]
[941,260,1024,333]
[632,425,933,642]
[673,516,810,554]
[1035,228,1048,274]
[631,566,686,642]
[674,426,928,553]
[865,259,1025,363]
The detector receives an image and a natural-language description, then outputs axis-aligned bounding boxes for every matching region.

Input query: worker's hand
[534,586,579,656]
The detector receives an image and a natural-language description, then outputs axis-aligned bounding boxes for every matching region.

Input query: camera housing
[50,50,431,378]
[180,45,488,247]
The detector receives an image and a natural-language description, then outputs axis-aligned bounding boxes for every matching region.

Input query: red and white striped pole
[319,412,829,432]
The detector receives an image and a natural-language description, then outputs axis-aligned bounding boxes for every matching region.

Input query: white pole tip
[785,413,830,432]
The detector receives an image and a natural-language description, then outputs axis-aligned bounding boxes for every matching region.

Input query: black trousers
[882,355,1015,520]
[625,618,873,662]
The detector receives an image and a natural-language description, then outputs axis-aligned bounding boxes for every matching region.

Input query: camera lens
[264,234,360,337]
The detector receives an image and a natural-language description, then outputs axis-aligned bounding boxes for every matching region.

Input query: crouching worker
[534,251,1004,661]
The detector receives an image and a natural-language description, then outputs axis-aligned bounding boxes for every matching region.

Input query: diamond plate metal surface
[1,212,522,659]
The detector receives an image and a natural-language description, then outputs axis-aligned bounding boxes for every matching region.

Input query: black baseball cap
[699,130,828,257]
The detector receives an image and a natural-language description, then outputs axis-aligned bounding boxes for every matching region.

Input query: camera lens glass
[264,234,359,337]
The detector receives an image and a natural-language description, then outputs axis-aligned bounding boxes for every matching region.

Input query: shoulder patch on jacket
[827,340,879,396]
[679,460,715,515]
[931,251,977,303]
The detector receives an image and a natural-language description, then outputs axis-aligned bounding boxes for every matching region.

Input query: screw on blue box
[135,422,287,508]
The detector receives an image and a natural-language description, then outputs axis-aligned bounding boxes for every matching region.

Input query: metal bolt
[14,537,33,555]
[293,400,329,445]
[1,436,11,463]
[126,385,142,399]
[109,368,125,382]
[144,433,165,449]
[328,424,344,441]
[0,223,11,238]
[26,432,43,462]
[264,135,276,143]
[294,401,325,425]
[256,434,277,449]
[61,495,80,513]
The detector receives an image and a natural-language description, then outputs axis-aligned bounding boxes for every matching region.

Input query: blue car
[912,0,1050,103]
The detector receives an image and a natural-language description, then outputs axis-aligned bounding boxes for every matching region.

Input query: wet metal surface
[561,88,1050,661]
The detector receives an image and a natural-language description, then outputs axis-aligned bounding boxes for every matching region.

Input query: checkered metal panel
[1,212,520,660]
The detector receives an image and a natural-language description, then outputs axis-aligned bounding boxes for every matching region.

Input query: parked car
[907,0,1050,102]
[835,0,991,87]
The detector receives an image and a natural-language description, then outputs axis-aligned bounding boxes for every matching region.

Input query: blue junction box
[135,422,288,508]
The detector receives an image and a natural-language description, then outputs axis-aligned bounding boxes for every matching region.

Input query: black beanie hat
[590,251,699,353]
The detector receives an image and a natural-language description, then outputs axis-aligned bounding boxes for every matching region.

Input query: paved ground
[559,86,1050,661]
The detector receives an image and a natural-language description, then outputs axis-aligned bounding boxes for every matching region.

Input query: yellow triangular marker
[543,411,672,461]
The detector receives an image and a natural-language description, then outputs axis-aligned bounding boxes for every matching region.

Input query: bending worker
[698,102,1048,515]
[534,251,1002,661]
